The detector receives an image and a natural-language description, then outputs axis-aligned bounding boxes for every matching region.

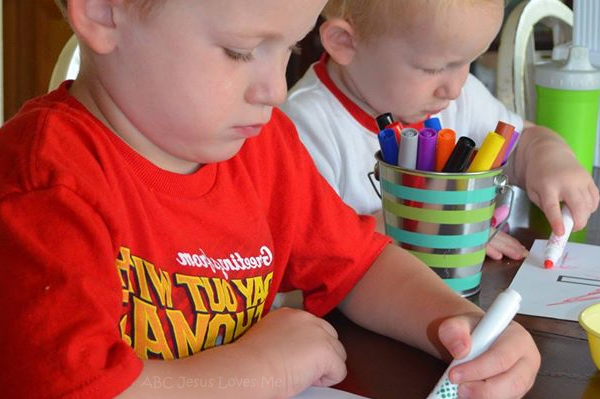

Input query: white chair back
[496,0,573,120]
[48,35,80,92]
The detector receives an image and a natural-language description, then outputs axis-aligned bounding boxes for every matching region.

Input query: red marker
[375,112,403,144]
[543,206,574,269]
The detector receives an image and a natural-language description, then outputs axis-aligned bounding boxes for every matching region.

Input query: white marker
[426,289,521,399]
[397,128,419,169]
[544,206,574,269]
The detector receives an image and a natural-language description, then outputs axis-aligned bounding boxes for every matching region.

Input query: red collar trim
[312,53,426,133]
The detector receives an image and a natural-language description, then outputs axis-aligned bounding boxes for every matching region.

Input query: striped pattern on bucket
[378,160,502,296]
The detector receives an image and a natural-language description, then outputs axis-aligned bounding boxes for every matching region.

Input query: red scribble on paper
[554,251,576,270]
[548,288,600,306]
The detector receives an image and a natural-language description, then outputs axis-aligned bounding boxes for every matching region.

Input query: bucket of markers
[372,154,511,296]
[370,117,517,296]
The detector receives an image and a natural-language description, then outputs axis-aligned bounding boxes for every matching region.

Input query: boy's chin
[399,114,428,124]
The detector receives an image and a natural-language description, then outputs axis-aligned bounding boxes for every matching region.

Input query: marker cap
[491,122,516,169]
[378,128,399,165]
[417,127,437,171]
[424,117,442,132]
[442,136,476,172]
[467,131,506,172]
[376,113,394,131]
[435,128,456,171]
[491,204,510,228]
[501,131,520,165]
[398,128,419,169]
[494,121,515,138]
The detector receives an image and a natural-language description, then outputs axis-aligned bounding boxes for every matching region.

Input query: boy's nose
[436,65,470,100]
[246,65,288,107]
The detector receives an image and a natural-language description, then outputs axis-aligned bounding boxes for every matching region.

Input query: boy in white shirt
[282,0,599,260]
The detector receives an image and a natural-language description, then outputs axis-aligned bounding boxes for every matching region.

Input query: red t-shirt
[0,82,390,398]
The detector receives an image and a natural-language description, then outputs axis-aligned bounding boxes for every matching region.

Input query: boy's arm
[118,307,347,399]
[339,243,540,398]
[504,121,599,234]
[338,244,482,359]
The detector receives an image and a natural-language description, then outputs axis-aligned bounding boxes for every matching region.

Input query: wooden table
[326,228,600,399]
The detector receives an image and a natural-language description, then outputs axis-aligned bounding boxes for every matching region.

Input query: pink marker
[491,205,509,228]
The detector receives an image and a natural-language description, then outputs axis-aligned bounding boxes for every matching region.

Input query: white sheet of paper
[509,239,600,321]
[292,387,370,399]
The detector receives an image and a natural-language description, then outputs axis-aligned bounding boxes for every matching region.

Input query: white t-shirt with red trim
[281,57,524,215]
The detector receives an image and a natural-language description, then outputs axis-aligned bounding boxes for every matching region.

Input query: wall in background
[3,0,73,120]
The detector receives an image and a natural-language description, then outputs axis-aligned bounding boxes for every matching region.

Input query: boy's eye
[224,48,254,62]
[224,43,302,63]
[423,67,445,75]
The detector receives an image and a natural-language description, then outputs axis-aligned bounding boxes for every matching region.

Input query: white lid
[535,46,600,90]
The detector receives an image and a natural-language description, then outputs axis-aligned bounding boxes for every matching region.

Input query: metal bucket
[370,151,513,297]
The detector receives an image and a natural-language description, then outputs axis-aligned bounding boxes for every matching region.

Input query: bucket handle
[368,162,381,198]
[368,171,381,199]
[489,174,514,241]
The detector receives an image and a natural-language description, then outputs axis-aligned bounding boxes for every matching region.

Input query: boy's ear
[67,0,121,54]
[319,18,357,66]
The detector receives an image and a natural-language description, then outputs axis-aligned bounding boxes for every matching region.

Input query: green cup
[535,46,600,242]
[535,46,600,175]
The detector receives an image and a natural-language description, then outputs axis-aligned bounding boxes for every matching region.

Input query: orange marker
[491,121,515,169]
[435,128,456,171]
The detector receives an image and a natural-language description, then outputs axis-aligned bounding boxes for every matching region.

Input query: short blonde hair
[322,0,503,41]
[53,0,161,19]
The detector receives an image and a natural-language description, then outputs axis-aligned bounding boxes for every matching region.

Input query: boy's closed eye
[422,67,445,75]
[224,48,255,62]
[223,43,303,63]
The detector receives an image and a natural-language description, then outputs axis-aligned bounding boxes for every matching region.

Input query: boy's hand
[518,127,599,236]
[235,307,347,397]
[437,315,540,399]
[527,155,599,235]
[485,229,528,260]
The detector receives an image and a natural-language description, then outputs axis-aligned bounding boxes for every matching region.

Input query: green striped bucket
[373,152,511,297]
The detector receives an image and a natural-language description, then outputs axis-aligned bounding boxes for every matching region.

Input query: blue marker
[378,128,399,165]
[424,117,442,132]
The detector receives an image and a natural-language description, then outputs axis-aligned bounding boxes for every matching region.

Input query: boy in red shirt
[0,0,539,398]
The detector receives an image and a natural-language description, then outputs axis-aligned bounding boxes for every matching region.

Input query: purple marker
[501,130,520,165]
[416,127,437,171]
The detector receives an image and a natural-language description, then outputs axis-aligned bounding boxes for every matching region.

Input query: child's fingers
[589,183,600,212]
[449,332,521,384]
[314,351,348,387]
[485,242,502,260]
[449,323,540,388]
[487,231,528,260]
[536,192,563,236]
[456,357,535,399]
[562,188,594,231]
[437,315,477,359]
